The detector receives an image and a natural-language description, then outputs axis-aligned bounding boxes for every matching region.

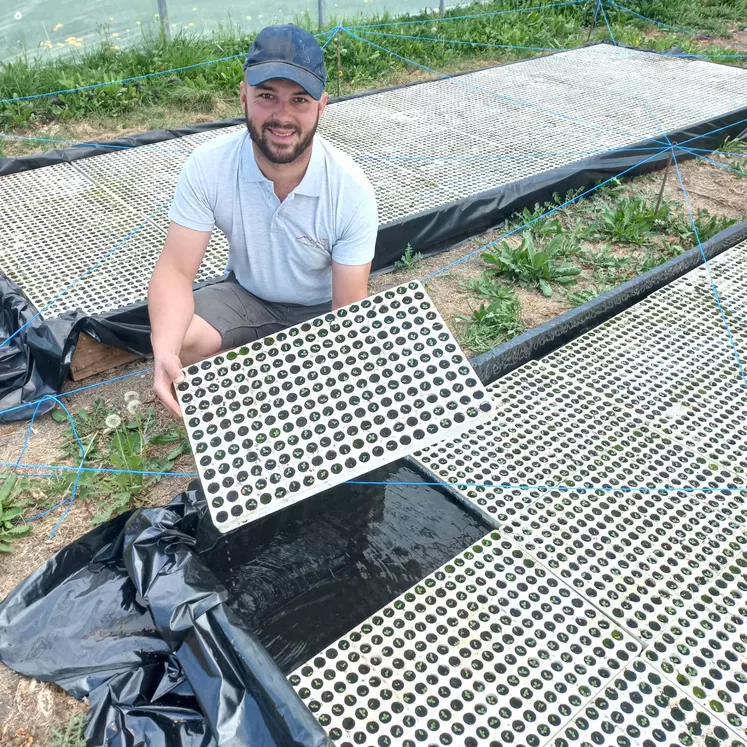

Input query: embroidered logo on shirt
[296,235,330,252]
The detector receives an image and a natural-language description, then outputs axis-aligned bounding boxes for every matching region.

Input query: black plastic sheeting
[0,461,490,746]
[2,46,747,418]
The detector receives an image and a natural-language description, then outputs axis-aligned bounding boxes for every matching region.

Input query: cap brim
[244,62,324,100]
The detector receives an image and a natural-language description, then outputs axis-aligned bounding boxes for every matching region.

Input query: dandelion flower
[193,6,198,10]
[246,15,252,20]
[126,399,142,415]
[188,21,194,26]
[105,414,122,429]
[14,11,22,20]
[56,42,63,46]
[53,23,63,31]
[113,44,119,49]
[111,32,119,37]
[124,390,140,402]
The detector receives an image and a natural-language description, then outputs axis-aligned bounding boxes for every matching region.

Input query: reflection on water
[200,460,489,674]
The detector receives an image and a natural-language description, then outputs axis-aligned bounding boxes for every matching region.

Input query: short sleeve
[331,187,378,266]
[168,152,216,232]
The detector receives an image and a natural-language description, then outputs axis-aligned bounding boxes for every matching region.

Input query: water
[200,461,490,674]
[1,0,438,63]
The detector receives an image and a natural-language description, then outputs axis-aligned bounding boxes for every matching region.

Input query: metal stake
[156,0,170,40]
[318,0,327,30]
[439,0,446,16]
[337,30,342,98]
[655,149,674,215]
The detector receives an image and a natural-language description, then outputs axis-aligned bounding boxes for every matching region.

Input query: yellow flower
[111,32,119,37]
[338,69,343,78]
[108,16,113,21]
[113,44,119,49]
[53,23,63,31]
[56,42,63,46]
[193,6,198,9]
[188,21,194,26]
[136,20,141,24]
[246,15,252,20]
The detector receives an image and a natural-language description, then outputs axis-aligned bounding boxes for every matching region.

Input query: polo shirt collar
[241,132,323,197]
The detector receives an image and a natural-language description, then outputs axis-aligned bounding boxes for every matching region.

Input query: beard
[244,110,318,165]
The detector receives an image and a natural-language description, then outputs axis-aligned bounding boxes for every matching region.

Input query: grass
[2,0,747,140]
[15,394,190,528]
[48,714,86,747]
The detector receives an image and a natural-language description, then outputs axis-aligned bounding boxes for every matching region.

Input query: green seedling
[394,243,424,271]
[0,474,31,552]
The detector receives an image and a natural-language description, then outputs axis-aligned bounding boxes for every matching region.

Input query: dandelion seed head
[105,414,122,429]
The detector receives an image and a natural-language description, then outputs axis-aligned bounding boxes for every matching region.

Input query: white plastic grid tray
[289,529,642,747]
[3,46,747,318]
[176,282,493,532]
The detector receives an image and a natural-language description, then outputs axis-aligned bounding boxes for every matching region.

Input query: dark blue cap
[244,24,326,100]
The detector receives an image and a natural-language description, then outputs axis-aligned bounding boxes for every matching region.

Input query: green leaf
[149,433,180,445]
[0,474,18,505]
[539,279,553,297]
[51,407,69,423]
[2,524,31,536]
[0,542,13,553]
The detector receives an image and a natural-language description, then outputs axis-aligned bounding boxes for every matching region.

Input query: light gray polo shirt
[169,129,378,305]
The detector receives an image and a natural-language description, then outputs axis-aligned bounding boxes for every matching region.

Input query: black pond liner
[0,460,492,746]
[2,43,747,418]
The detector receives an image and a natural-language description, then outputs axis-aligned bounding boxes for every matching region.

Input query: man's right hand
[153,351,186,418]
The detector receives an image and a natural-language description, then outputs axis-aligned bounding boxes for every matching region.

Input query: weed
[394,243,424,271]
[461,273,516,301]
[456,292,523,354]
[0,474,31,552]
[49,714,86,747]
[578,245,630,272]
[166,85,216,113]
[582,194,685,245]
[566,287,604,307]
[692,210,738,244]
[36,397,191,525]
[483,232,580,297]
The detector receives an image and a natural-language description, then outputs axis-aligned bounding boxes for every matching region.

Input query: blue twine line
[0,200,170,350]
[671,151,747,390]
[0,132,193,153]
[8,462,745,495]
[5,460,198,478]
[0,54,246,105]
[606,0,746,46]
[353,28,572,53]
[677,116,747,150]
[354,146,672,163]
[346,480,746,494]
[341,26,667,147]
[597,0,617,45]
[346,0,589,30]
[589,0,601,38]
[678,145,747,178]
[0,367,153,419]
[423,146,668,279]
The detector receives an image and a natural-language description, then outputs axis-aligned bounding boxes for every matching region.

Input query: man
[148,24,378,416]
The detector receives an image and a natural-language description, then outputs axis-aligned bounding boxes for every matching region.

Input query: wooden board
[69,333,141,381]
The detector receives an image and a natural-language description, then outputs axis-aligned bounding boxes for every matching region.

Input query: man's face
[240,77,328,165]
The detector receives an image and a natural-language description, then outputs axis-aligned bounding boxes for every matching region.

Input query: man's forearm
[148,265,196,357]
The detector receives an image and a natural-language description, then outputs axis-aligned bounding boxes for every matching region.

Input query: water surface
[201,460,490,673]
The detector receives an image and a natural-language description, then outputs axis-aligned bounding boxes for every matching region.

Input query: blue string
[589,0,601,38]
[671,151,747,390]
[341,27,668,147]
[677,145,747,178]
[423,146,669,279]
[8,462,746,495]
[0,132,193,153]
[346,480,746,494]
[606,0,746,46]
[0,200,171,350]
[6,460,198,478]
[353,28,572,53]
[354,146,671,163]
[0,54,246,105]
[346,0,589,30]
[0,367,153,419]
[677,115,747,150]
[597,0,617,45]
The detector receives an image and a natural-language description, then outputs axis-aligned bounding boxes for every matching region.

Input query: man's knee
[180,315,222,365]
